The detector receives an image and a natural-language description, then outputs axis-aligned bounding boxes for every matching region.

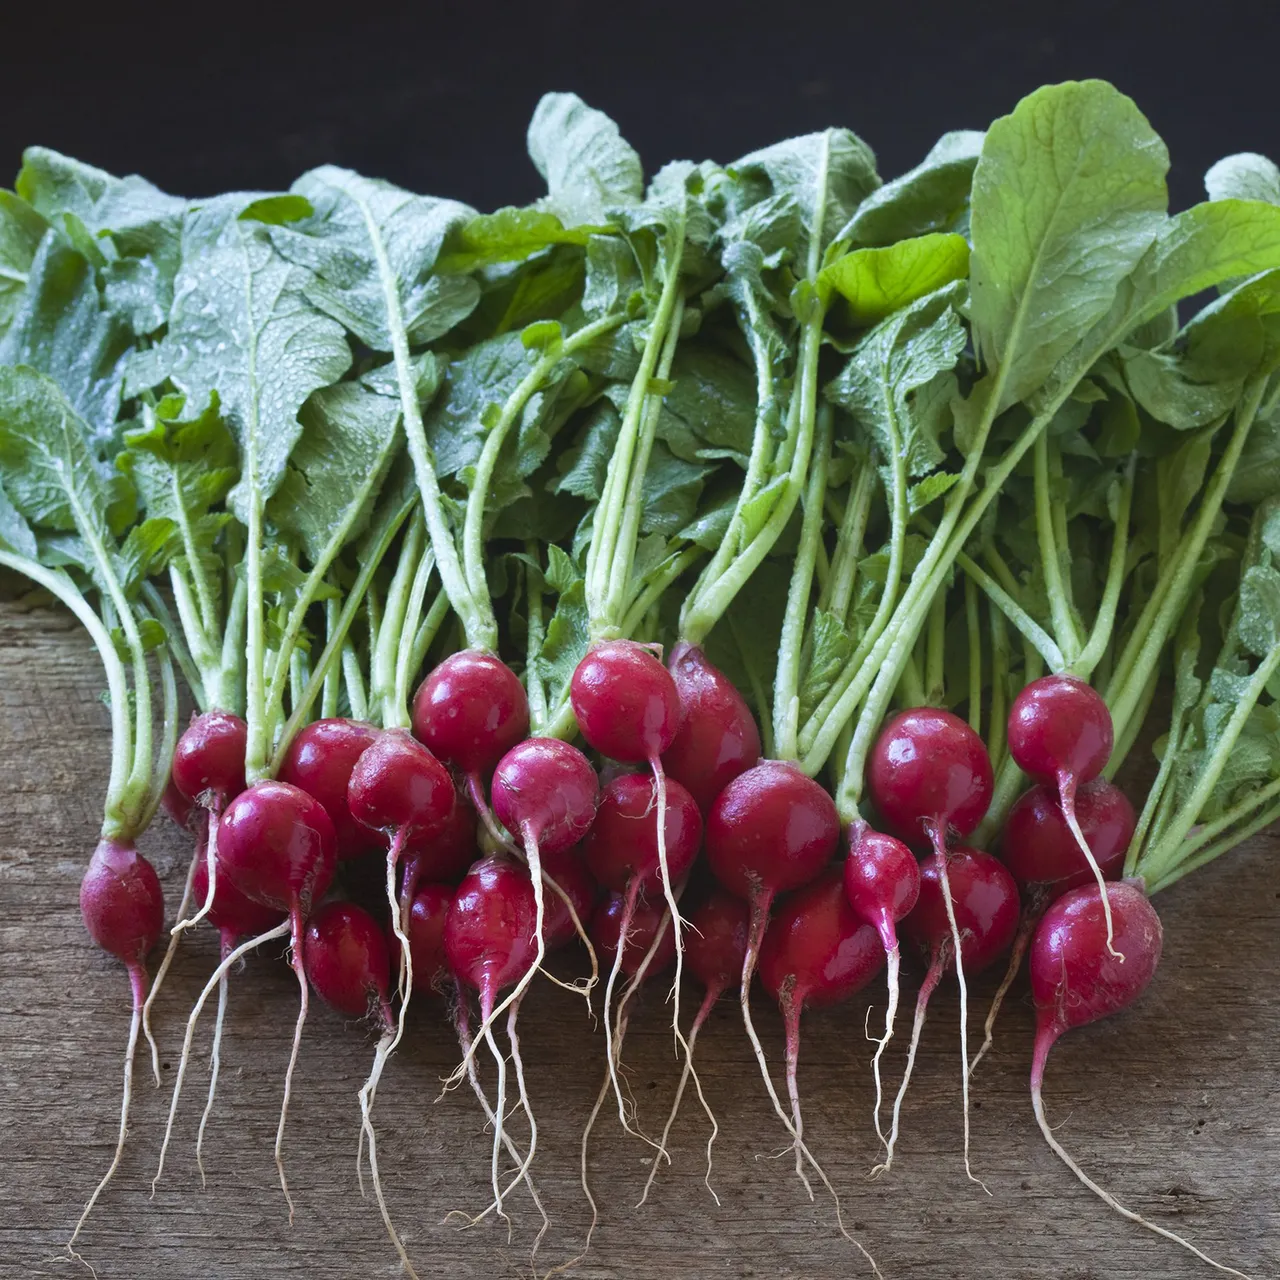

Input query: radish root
[142,842,199,1084]
[869,943,901,1153]
[170,805,221,936]
[274,908,309,1223]
[195,934,234,1185]
[874,953,941,1176]
[1060,774,1122,960]
[971,912,1034,1077]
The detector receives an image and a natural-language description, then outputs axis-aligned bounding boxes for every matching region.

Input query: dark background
[4,1,1279,212]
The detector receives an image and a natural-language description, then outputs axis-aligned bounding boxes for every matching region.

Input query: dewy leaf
[799,608,854,722]
[653,346,758,463]
[527,93,644,228]
[272,166,478,351]
[1205,154,1280,206]
[1122,347,1243,431]
[0,230,133,447]
[969,80,1170,410]
[836,131,985,248]
[639,443,715,535]
[0,366,133,555]
[819,232,970,326]
[538,577,590,708]
[436,207,596,273]
[1236,561,1280,658]
[0,481,38,558]
[0,192,48,339]
[135,194,352,523]
[268,380,406,564]
[908,470,961,511]
[552,399,622,501]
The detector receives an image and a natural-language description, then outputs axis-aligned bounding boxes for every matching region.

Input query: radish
[303,900,419,1280]
[411,649,530,844]
[1008,674,1122,956]
[444,854,541,1222]
[278,716,383,859]
[155,779,336,1217]
[758,869,885,1197]
[661,642,762,814]
[640,888,749,1206]
[401,795,479,889]
[883,845,1017,1177]
[539,846,599,953]
[973,778,1135,1070]
[571,639,688,1049]
[188,852,285,1181]
[706,759,841,1140]
[1029,881,1246,1276]
[404,882,455,990]
[842,828,921,1149]
[583,770,702,1126]
[866,707,993,1179]
[69,838,164,1248]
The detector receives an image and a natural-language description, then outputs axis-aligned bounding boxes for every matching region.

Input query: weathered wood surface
[0,597,1276,1280]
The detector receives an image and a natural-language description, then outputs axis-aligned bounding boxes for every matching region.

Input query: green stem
[1071,457,1135,680]
[772,405,833,762]
[1107,661,1160,779]
[407,589,450,692]
[1170,774,1280,868]
[0,553,133,838]
[373,513,425,730]
[146,579,205,712]
[730,610,774,761]
[822,464,874,621]
[139,642,179,833]
[987,594,1009,770]
[925,587,947,706]
[524,551,549,733]
[394,547,437,718]
[965,574,981,737]
[897,652,926,710]
[321,599,341,719]
[620,546,701,640]
[954,548,1065,672]
[1147,796,1280,895]
[344,646,369,723]
[1035,431,1081,663]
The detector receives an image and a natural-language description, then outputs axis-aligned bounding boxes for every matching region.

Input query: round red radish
[1009,674,1113,788]
[661,642,761,812]
[171,710,248,806]
[161,777,195,829]
[405,883,454,990]
[867,707,993,846]
[217,780,337,917]
[445,856,538,1007]
[903,845,1020,973]
[570,640,682,762]
[304,901,393,1022]
[278,717,382,858]
[192,851,285,942]
[590,891,677,978]
[705,759,839,901]
[400,795,478,888]
[583,772,703,895]
[347,727,456,841]
[843,828,921,954]
[491,737,599,856]
[80,838,164,973]
[1002,779,1135,894]
[412,650,529,776]
[539,846,598,952]
[686,890,750,996]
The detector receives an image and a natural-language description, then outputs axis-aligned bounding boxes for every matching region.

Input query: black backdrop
[4,1,1279,215]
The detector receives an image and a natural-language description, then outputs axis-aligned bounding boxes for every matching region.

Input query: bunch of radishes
[3,74,1280,1280]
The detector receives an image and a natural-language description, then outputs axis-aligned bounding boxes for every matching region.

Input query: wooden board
[1,597,1276,1280]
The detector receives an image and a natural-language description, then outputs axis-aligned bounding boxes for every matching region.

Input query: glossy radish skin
[570,640,682,763]
[80,839,165,973]
[491,738,599,856]
[867,707,993,846]
[445,856,538,1013]
[412,651,529,776]
[705,760,840,902]
[590,892,677,978]
[218,781,338,917]
[661,643,761,812]
[1009,675,1113,789]
[161,777,195,829]
[843,829,921,955]
[191,853,285,943]
[540,846,598,952]
[405,883,454,991]
[686,891,751,997]
[171,710,248,806]
[401,795,478,889]
[903,846,1020,974]
[584,772,703,895]
[278,718,382,859]
[304,901,393,1025]
[1002,780,1135,895]
[347,728,456,842]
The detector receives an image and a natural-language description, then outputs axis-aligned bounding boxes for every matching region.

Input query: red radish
[160,776,195,829]
[187,852,286,1182]
[571,640,689,1048]
[304,900,418,1280]
[401,795,477,885]
[705,759,839,1161]
[445,855,540,1220]
[866,708,993,1180]
[584,771,702,1120]
[1027,882,1241,1275]
[68,838,164,1249]
[405,883,455,990]
[1008,674,1122,957]
[641,889,750,1206]
[590,891,679,977]
[661,642,761,813]
[539,846,598,953]
[883,845,1017,1177]
[411,649,529,847]
[278,717,382,858]
[760,872,884,1187]
[155,781,336,1217]
[169,710,248,935]
[843,827,921,1149]
[974,779,1135,1071]
[348,727,455,1050]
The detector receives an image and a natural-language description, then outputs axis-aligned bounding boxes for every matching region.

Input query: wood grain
[0,597,1276,1280]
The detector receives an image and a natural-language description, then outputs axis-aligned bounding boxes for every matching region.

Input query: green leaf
[679,485,738,550]
[0,481,38,558]
[0,192,48,339]
[1122,346,1243,431]
[908,470,961,511]
[552,400,621,501]
[1237,561,1280,658]
[653,346,758,463]
[238,194,313,226]
[639,443,715,535]
[836,131,984,248]
[437,207,596,273]
[544,544,581,594]
[538,577,590,709]
[1205,154,1280,206]
[819,233,970,325]
[798,608,853,722]
[116,517,179,592]
[1156,427,1216,563]
[268,380,408,565]
[527,93,644,228]
[133,194,352,523]
[969,80,1170,410]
